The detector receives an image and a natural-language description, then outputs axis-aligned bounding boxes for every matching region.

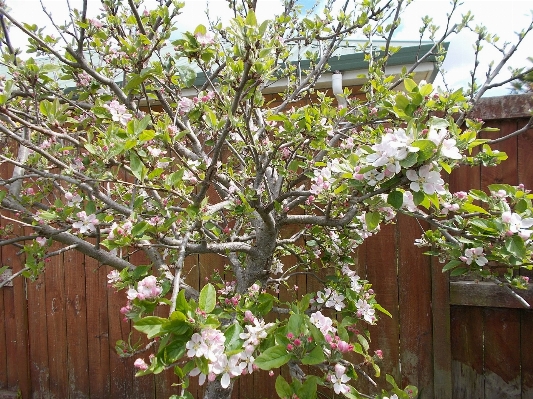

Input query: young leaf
[301,344,325,365]
[199,283,216,313]
[255,345,292,370]
[275,375,293,399]
[387,190,404,209]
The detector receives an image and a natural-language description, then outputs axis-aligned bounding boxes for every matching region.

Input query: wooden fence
[1,94,533,399]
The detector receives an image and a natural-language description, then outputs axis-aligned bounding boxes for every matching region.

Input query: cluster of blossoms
[65,192,83,207]
[315,287,346,311]
[127,275,162,300]
[104,100,132,125]
[103,48,128,65]
[177,90,215,114]
[185,313,273,388]
[76,71,92,87]
[108,219,134,240]
[310,123,462,199]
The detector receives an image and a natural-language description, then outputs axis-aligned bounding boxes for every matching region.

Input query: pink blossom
[36,237,47,246]
[330,363,351,394]
[134,358,148,370]
[136,275,162,300]
[89,19,103,28]
[406,164,445,195]
[72,211,99,234]
[356,299,376,324]
[107,270,121,284]
[427,128,462,160]
[211,354,245,388]
[459,247,488,266]
[178,97,194,114]
[195,32,215,45]
[104,100,132,125]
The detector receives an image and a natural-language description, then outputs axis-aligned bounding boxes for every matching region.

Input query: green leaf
[288,314,306,335]
[403,78,418,92]
[129,151,144,182]
[412,190,425,206]
[138,129,155,142]
[365,212,381,231]
[461,203,489,215]
[245,10,257,27]
[375,303,392,318]
[419,83,433,96]
[357,334,369,352]
[131,221,149,237]
[450,267,469,277]
[164,339,187,363]
[301,344,325,365]
[505,235,526,259]
[399,152,418,168]
[412,139,437,162]
[442,260,462,272]
[395,93,410,110]
[439,160,452,174]
[387,190,404,209]
[275,375,293,399]
[199,283,216,313]
[298,376,319,399]
[134,316,168,338]
[224,323,244,351]
[193,24,207,35]
[176,66,197,87]
[175,290,190,313]
[255,345,291,370]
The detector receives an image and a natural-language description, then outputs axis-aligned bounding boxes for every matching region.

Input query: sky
[3,0,533,96]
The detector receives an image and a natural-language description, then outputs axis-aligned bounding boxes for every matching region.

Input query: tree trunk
[203,379,234,399]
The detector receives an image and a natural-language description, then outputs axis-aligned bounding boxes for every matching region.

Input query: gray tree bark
[203,379,234,399]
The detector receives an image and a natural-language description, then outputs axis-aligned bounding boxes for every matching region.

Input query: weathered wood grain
[451,306,484,399]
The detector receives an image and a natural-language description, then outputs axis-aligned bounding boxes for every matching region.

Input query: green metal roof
[192,42,448,87]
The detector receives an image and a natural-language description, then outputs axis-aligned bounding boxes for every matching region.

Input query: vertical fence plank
[27,273,50,398]
[483,308,521,399]
[431,256,452,399]
[2,283,17,392]
[0,286,6,391]
[85,260,111,399]
[65,250,90,398]
[521,310,533,399]
[451,306,484,399]
[397,215,433,398]
[107,277,134,397]
[517,119,533,187]
[2,223,31,398]
[364,223,400,393]
[45,253,68,398]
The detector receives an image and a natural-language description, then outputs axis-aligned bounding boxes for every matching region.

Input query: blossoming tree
[1,0,533,398]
